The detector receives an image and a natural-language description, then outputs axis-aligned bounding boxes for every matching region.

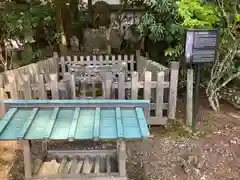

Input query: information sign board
[185,29,219,64]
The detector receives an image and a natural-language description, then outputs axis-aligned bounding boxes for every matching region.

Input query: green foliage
[177,0,220,28]
[1,1,55,40]
[137,0,184,60]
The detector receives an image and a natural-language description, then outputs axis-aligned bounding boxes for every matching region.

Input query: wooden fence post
[102,71,113,99]
[168,61,179,120]
[22,74,33,99]
[60,56,66,75]
[9,73,19,99]
[65,73,76,99]
[118,73,125,99]
[0,75,5,100]
[144,71,151,100]
[38,74,47,99]
[0,75,5,118]
[156,72,165,119]
[186,69,193,126]
[131,72,138,99]
[50,74,59,99]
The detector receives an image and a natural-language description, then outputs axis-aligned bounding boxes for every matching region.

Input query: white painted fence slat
[144,71,151,100]
[156,72,164,118]
[50,74,59,99]
[70,74,76,99]
[61,56,66,74]
[38,74,47,99]
[118,73,125,99]
[131,72,138,100]
[9,74,18,99]
[186,69,193,126]
[23,74,32,99]
[168,62,179,119]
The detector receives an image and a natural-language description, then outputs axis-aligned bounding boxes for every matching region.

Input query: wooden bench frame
[3,100,150,180]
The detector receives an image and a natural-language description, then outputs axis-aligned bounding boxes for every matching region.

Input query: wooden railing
[0,51,179,125]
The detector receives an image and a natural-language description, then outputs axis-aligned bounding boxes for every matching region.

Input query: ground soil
[0,97,240,180]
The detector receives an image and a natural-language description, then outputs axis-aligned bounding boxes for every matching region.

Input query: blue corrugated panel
[0,101,150,140]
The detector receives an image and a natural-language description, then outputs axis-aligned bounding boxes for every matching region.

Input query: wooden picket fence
[0,51,179,125]
[0,52,59,93]
[59,53,136,78]
[0,69,179,125]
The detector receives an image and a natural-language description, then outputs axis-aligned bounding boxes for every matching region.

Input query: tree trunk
[54,0,67,55]
[88,0,93,25]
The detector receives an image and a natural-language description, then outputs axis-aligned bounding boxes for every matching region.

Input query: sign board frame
[185,28,219,64]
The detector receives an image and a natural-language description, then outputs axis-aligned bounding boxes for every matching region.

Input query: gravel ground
[1,100,240,180]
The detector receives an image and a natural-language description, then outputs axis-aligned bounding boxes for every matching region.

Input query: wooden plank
[61,56,66,74]
[70,74,77,99]
[9,74,18,99]
[112,55,116,64]
[124,55,128,64]
[73,56,78,62]
[0,75,5,117]
[92,56,97,66]
[67,56,71,65]
[135,108,150,137]
[58,155,68,173]
[0,108,18,135]
[156,72,164,118]
[144,71,151,100]
[86,56,91,66]
[168,62,179,119]
[18,108,38,139]
[186,69,193,126]
[92,80,96,98]
[68,108,80,141]
[0,75,5,99]
[112,81,170,89]
[38,74,47,99]
[106,155,111,173]
[38,159,59,176]
[118,140,126,176]
[75,159,83,174]
[63,160,72,174]
[131,72,138,99]
[149,116,168,125]
[4,100,151,110]
[94,155,100,173]
[50,74,59,99]
[102,71,113,99]
[22,74,33,99]
[99,55,103,65]
[80,56,84,62]
[31,174,126,180]
[47,149,116,159]
[118,73,125,99]
[82,155,91,173]
[43,107,59,139]
[117,55,121,64]
[93,107,100,140]
[99,156,105,173]
[70,155,79,174]
[115,107,123,138]
[130,55,134,72]
[33,159,43,175]
[22,140,32,179]
[105,55,109,65]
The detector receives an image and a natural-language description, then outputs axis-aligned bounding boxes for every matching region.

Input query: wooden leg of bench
[22,140,32,179]
[118,140,126,177]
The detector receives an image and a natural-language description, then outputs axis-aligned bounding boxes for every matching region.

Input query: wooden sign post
[185,29,219,131]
